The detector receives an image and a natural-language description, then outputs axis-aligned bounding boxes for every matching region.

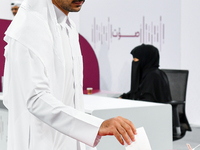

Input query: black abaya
[120,44,171,103]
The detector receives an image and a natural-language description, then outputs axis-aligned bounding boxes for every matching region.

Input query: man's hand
[98,116,137,145]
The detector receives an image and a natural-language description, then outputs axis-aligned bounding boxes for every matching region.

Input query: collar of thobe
[53,4,71,29]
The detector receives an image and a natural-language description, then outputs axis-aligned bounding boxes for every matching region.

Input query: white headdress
[11,1,22,7]
[5,0,67,72]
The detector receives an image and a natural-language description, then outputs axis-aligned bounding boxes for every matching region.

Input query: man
[3,0,137,149]
[11,1,21,16]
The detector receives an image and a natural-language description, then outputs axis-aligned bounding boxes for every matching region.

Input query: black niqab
[120,44,171,103]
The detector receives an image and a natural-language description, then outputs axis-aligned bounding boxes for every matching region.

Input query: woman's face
[133,58,139,62]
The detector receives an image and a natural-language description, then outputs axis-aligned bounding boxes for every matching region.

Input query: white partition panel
[0,93,8,150]
[84,95,173,150]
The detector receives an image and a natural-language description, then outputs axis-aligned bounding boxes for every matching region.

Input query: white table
[0,94,173,150]
[0,92,8,150]
[84,95,173,150]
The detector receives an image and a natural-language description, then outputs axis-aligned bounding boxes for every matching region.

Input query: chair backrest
[161,69,189,113]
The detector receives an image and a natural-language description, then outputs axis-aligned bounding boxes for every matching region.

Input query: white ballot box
[83,95,173,150]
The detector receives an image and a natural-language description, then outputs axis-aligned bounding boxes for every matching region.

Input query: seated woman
[120,44,171,103]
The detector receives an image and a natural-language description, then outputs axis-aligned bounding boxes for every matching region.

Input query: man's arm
[4,39,103,147]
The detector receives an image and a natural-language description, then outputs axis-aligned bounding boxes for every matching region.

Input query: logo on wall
[91,16,165,51]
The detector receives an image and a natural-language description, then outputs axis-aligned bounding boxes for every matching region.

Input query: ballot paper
[125,127,152,150]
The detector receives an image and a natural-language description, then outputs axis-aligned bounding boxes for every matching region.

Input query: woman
[120,44,171,103]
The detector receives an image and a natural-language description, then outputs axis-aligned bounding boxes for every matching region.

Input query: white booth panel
[84,95,173,150]
[0,93,8,150]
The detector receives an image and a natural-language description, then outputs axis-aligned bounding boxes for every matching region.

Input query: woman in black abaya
[120,44,171,103]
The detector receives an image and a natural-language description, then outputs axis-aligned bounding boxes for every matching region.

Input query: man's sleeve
[5,38,104,147]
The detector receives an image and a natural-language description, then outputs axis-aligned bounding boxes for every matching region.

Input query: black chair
[161,69,192,141]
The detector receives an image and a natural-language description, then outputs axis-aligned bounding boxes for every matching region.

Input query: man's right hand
[98,116,137,145]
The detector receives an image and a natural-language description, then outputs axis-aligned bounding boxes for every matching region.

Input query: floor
[173,125,200,150]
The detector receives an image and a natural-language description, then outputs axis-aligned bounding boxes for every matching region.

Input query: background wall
[0,0,199,126]
[0,0,14,20]
[79,0,181,93]
[181,0,200,125]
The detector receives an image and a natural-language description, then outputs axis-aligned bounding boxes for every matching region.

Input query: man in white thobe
[3,0,137,149]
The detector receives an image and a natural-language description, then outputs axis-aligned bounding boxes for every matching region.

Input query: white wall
[79,0,181,93]
[181,1,200,126]
[0,0,14,20]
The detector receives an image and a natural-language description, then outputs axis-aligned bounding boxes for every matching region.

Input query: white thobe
[3,1,104,150]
